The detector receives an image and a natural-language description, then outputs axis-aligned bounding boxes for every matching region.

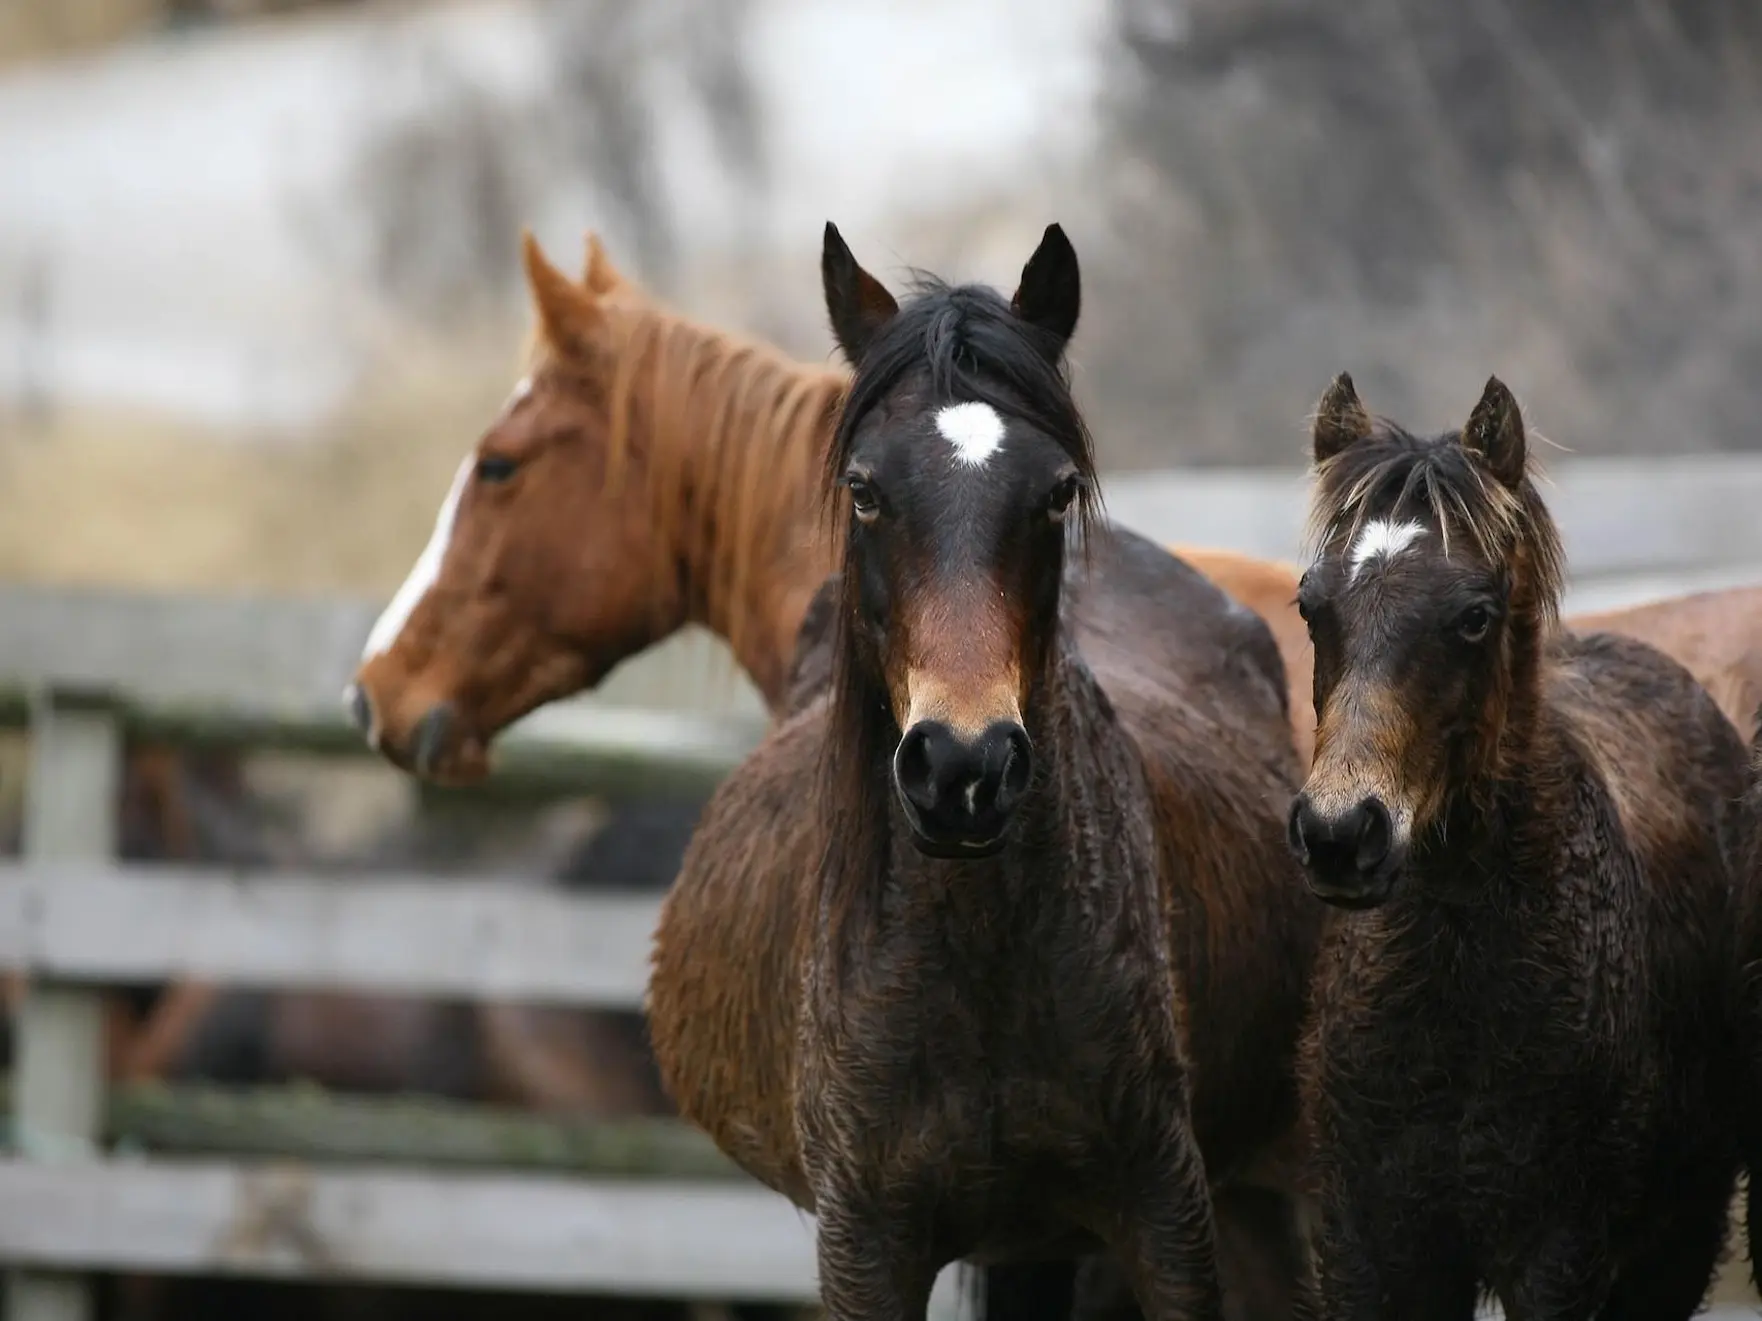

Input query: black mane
[824,277,1099,533]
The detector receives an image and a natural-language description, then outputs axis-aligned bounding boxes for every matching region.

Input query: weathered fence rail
[0,599,815,1320]
[3,1080,739,1178]
[0,1157,818,1298]
[0,864,660,1007]
[1,456,1760,1320]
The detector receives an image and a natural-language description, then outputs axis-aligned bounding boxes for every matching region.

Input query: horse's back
[1070,525,1294,764]
[1550,629,1750,868]
[1573,584,1762,741]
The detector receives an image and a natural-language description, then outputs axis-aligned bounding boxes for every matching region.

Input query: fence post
[5,691,120,1321]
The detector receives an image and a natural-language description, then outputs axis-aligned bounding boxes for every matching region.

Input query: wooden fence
[0,589,873,1321]
[1,455,1760,1320]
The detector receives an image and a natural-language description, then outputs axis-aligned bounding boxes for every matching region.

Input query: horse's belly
[647,841,812,1207]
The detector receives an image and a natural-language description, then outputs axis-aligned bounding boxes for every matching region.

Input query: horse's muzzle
[893,718,1033,858]
[1287,792,1406,908]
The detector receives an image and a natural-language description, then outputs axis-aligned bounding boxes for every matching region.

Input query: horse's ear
[1010,223,1080,349]
[582,231,624,296]
[522,230,600,355]
[1312,372,1373,465]
[1461,375,1527,489]
[821,222,899,366]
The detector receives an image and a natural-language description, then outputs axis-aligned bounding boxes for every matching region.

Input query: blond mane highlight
[1306,418,1566,630]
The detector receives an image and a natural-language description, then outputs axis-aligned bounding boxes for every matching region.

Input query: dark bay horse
[647,223,1320,1321]
[1289,374,1748,1319]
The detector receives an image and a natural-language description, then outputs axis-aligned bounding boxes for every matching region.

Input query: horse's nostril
[1291,794,1396,880]
[894,719,1033,845]
[1287,797,1315,864]
[410,704,456,777]
[343,683,374,737]
[991,724,1034,817]
[893,725,939,812]
[1355,797,1393,872]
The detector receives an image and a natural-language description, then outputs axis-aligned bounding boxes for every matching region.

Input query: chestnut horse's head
[1288,373,1564,908]
[348,233,838,782]
[821,221,1094,858]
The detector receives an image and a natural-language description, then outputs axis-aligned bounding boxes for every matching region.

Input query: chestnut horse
[648,224,1319,1321]
[1290,374,1747,1319]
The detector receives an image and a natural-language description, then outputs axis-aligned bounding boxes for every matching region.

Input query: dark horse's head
[1288,374,1564,908]
[819,221,1095,859]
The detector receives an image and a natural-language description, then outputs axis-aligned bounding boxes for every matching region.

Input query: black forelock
[824,277,1097,518]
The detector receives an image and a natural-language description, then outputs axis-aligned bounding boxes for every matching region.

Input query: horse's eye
[1454,604,1493,643]
[1047,475,1082,522]
[476,455,520,484]
[848,477,881,522]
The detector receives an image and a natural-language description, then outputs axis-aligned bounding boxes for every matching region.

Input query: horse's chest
[1318,942,1615,1203]
[808,931,1181,1198]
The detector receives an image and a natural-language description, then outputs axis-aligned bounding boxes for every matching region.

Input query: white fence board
[0,1158,971,1317]
[0,1158,818,1299]
[0,585,768,750]
[0,864,660,1008]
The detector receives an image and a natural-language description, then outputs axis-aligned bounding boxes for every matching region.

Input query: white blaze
[362,458,472,659]
[1348,518,1427,581]
[936,401,1006,467]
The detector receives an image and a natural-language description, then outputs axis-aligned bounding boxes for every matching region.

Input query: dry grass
[0,348,516,596]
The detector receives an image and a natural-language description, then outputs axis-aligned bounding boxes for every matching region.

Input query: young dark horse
[649,224,1319,1321]
[1289,374,1748,1320]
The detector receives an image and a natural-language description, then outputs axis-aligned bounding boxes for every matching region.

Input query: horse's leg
[1496,1224,1612,1321]
[814,1195,937,1321]
[977,1260,1079,1321]
[1108,1137,1223,1321]
[1745,1087,1762,1295]
[1310,1193,1473,1321]
[1072,1254,1141,1321]
[1595,1173,1730,1321]
[1089,1195,1325,1321]
[1211,1185,1308,1321]
[1750,1165,1761,1297]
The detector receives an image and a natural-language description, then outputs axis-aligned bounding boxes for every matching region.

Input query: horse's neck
[642,334,844,711]
[1409,712,1576,910]
[1034,644,1143,807]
